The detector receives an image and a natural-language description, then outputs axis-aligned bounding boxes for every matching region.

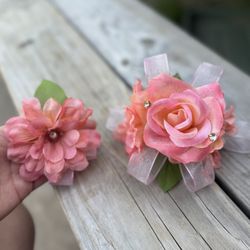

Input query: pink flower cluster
[4,98,101,183]
[116,74,235,165]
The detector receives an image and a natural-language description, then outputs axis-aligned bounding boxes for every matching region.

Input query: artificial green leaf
[34,80,67,107]
[173,72,182,80]
[157,160,182,192]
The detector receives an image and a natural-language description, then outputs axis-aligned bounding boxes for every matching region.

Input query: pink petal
[44,159,65,174]
[76,130,101,149]
[4,117,27,131]
[43,142,64,163]
[147,98,177,136]
[43,98,62,123]
[204,97,224,134]
[22,98,52,129]
[170,89,209,125]
[29,137,44,159]
[68,152,89,171]
[22,98,42,119]
[63,145,77,159]
[144,124,185,157]
[164,119,211,147]
[67,150,84,164]
[5,117,39,143]
[59,98,93,130]
[174,105,193,131]
[144,124,212,164]
[196,83,226,111]
[62,130,80,146]
[148,74,191,101]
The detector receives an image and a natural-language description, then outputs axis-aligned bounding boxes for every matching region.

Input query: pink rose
[116,74,192,155]
[144,82,226,164]
[4,98,101,183]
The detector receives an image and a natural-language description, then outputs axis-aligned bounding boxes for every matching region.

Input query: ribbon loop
[127,147,167,185]
[224,120,250,154]
[144,54,169,81]
[192,62,223,86]
[180,155,215,192]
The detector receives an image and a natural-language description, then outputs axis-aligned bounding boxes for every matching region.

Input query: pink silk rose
[116,74,192,155]
[4,97,101,184]
[144,80,226,164]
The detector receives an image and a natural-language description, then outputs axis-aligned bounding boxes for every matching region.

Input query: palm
[0,128,45,220]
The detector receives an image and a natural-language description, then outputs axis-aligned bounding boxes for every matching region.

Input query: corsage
[107,54,250,192]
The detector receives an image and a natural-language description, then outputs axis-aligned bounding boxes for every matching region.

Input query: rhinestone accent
[208,133,217,142]
[144,100,151,109]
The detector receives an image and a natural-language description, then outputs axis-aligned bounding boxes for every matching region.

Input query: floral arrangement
[4,80,101,185]
[107,54,240,192]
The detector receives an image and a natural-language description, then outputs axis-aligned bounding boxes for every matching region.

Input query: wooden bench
[0,0,249,249]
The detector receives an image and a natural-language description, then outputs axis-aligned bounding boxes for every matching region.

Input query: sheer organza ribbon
[107,54,250,191]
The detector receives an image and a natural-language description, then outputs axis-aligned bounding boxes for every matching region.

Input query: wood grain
[52,0,250,217]
[0,0,249,249]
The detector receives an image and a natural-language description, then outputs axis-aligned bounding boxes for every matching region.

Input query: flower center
[48,130,60,142]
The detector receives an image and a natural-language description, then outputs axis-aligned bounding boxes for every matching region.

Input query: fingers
[84,119,96,129]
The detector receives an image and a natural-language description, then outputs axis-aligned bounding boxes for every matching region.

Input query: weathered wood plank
[0,1,249,249]
[52,0,250,217]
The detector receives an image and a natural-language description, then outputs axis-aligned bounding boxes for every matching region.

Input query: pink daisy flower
[4,97,101,184]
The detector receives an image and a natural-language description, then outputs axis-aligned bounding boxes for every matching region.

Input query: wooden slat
[52,0,250,217]
[0,1,249,249]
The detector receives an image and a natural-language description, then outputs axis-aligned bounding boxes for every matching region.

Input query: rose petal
[148,74,191,101]
[164,119,211,147]
[144,124,185,157]
[170,89,209,125]
[204,97,224,134]
[196,83,226,111]
[147,98,178,136]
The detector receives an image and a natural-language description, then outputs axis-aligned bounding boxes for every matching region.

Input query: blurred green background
[141,0,250,74]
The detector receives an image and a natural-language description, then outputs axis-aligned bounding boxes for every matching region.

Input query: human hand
[0,127,46,220]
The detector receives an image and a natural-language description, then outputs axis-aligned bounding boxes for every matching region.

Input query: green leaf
[157,160,182,192]
[34,80,67,107]
[173,72,182,80]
